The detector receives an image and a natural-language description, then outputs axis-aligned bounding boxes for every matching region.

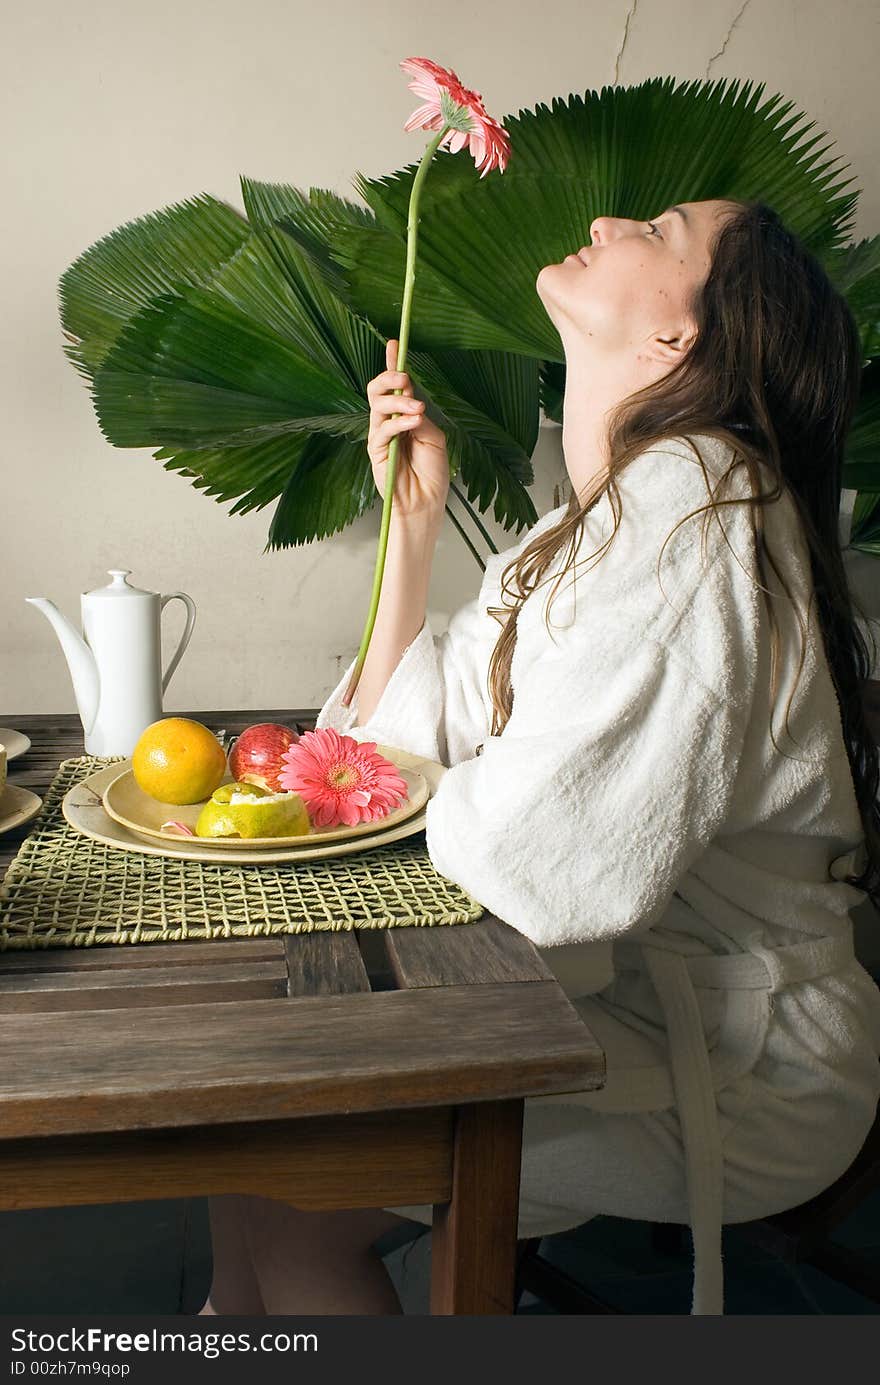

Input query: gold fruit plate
[101,744,430,851]
[63,749,444,865]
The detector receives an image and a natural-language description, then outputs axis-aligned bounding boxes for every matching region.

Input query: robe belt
[635,924,856,1317]
[613,924,855,993]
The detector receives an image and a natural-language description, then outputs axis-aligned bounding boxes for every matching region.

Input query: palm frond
[160,431,312,516]
[824,235,880,359]
[240,177,375,304]
[850,490,880,554]
[406,345,539,530]
[59,193,249,378]
[266,433,377,549]
[844,361,880,492]
[90,283,362,449]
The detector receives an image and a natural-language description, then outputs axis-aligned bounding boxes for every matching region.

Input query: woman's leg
[199,1194,268,1315]
[238,1197,410,1315]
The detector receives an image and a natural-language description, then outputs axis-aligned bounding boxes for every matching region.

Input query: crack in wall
[705,0,753,80]
[612,0,641,85]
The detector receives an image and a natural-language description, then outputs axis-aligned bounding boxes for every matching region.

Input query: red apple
[228,722,300,792]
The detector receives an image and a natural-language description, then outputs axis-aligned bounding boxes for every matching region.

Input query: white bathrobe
[316,432,880,1314]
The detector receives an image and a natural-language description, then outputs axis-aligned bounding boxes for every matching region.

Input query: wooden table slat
[0,961,287,994]
[284,933,372,996]
[384,914,555,989]
[0,961,289,1014]
[0,982,604,1138]
[0,979,288,1014]
[0,939,286,973]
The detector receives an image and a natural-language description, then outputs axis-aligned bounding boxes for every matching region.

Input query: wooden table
[0,711,605,1315]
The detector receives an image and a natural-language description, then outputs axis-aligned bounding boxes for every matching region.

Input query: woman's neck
[561,347,658,500]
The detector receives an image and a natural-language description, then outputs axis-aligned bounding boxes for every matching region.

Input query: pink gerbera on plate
[278,727,409,829]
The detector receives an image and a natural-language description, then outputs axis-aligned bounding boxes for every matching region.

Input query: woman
[200,198,880,1317]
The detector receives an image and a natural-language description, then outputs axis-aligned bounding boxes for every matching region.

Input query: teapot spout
[25,598,100,735]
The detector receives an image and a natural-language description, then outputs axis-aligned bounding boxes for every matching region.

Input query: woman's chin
[534,269,567,324]
[536,260,571,286]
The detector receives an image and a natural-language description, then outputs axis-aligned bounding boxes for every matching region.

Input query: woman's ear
[649,317,698,369]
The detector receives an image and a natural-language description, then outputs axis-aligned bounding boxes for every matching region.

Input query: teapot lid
[84,569,155,599]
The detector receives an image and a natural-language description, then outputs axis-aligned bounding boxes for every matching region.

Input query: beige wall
[3,0,878,718]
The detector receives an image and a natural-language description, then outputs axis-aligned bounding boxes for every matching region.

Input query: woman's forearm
[355,510,442,726]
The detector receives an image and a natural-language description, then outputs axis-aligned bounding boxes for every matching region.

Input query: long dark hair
[486,200,879,904]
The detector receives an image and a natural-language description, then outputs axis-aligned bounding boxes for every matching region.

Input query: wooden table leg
[430,1098,524,1314]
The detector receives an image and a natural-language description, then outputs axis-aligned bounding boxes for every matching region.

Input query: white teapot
[26,570,196,755]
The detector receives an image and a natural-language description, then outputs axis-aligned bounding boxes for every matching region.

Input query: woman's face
[536,198,738,372]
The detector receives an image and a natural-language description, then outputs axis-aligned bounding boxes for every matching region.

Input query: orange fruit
[132,717,228,805]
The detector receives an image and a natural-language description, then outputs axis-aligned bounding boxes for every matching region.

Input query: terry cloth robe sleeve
[424,439,761,950]
[314,503,566,766]
[314,596,492,768]
[424,631,751,949]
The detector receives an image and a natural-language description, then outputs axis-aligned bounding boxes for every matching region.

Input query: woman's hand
[366,338,450,523]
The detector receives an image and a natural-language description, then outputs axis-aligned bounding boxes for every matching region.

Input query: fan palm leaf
[850,491,880,557]
[63,190,537,544]
[843,361,880,495]
[825,235,880,359]
[58,193,250,379]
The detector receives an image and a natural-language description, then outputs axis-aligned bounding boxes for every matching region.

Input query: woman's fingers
[367,372,413,404]
[365,339,446,484]
[375,414,421,440]
[368,413,421,460]
[364,341,416,409]
[366,341,422,468]
[371,394,424,416]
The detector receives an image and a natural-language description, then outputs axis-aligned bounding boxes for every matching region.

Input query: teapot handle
[160,592,197,693]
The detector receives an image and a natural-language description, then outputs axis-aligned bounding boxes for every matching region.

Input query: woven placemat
[0,756,484,951]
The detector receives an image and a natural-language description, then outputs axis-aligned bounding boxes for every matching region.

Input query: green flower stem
[342,126,451,708]
[449,479,499,555]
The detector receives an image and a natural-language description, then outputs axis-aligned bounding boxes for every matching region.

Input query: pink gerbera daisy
[277,727,409,829]
[400,56,510,177]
